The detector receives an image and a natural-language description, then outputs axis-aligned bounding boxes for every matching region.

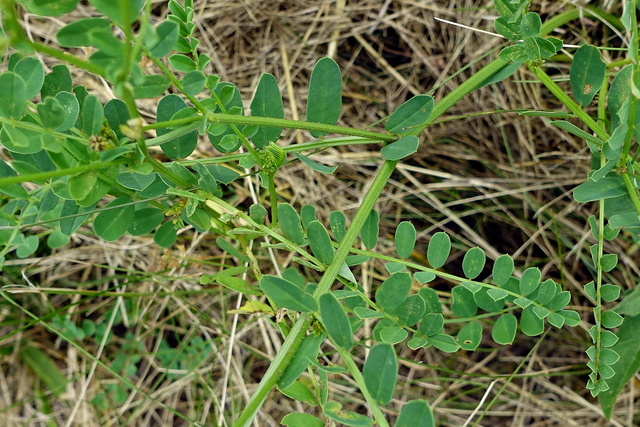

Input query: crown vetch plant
[0,0,639,425]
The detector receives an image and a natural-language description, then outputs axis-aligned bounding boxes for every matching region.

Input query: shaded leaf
[93,196,134,241]
[396,400,434,427]
[307,220,335,265]
[492,313,517,345]
[457,321,483,351]
[278,203,305,245]
[250,73,284,148]
[427,232,450,268]
[381,135,420,161]
[279,333,325,389]
[375,272,412,311]
[360,209,379,249]
[570,45,606,107]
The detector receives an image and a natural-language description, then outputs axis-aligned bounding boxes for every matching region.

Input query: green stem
[232,160,398,427]
[0,161,122,186]
[528,65,610,141]
[207,112,396,142]
[337,347,389,427]
[29,42,106,76]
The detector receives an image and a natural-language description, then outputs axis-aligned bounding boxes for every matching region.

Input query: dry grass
[1,0,639,426]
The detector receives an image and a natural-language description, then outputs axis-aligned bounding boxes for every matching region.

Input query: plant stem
[232,160,398,427]
[528,65,610,141]
[206,112,396,142]
[337,347,390,427]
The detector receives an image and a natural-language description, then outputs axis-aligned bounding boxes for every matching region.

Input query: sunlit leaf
[307,220,335,265]
[385,95,433,133]
[360,209,379,249]
[457,321,483,351]
[462,247,486,280]
[250,73,284,148]
[278,203,305,245]
[375,272,412,311]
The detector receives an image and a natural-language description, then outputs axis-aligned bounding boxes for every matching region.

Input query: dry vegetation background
[1,0,638,426]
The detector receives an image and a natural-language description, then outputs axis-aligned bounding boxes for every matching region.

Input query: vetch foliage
[0,0,638,425]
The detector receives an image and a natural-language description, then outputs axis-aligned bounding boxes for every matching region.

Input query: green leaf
[250,73,284,148]
[462,247,486,280]
[519,267,541,297]
[260,275,317,312]
[156,94,197,159]
[363,343,397,405]
[323,401,373,426]
[535,279,558,305]
[419,287,442,313]
[15,234,39,258]
[601,285,621,303]
[169,54,197,72]
[21,0,78,16]
[600,254,618,272]
[293,153,338,174]
[19,345,67,397]
[104,98,130,139]
[547,312,565,329]
[457,321,483,351]
[551,120,604,147]
[281,413,324,427]
[319,293,353,350]
[117,171,155,190]
[494,0,521,20]
[0,72,27,119]
[354,307,384,319]
[598,315,640,418]
[375,272,412,311]
[128,208,163,235]
[396,400,434,427]
[306,57,342,137]
[68,171,98,201]
[493,254,514,286]
[14,57,45,99]
[81,95,104,135]
[520,12,541,37]
[277,203,305,245]
[154,221,177,248]
[380,326,408,344]
[133,74,170,99]
[380,135,420,161]
[329,211,347,242]
[546,291,571,311]
[473,288,504,312]
[520,306,544,336]
[307,220,335,265]
[55,91,80,131]
[394,221,416,259]
[451,286,477,317]
[279,381,318,406]
[301,205,316,229]
[427,232,450,268]
[88,0,144,25]
[494,17,521,40]
[56,18,110,47]
[147,21,179,58]
[93,197,135,241]
[492,313,517,345]
[414,271,436,284]
[419,313,444,337]
[429,333,460,353]
[182,70,206,96]
[570,45,606,107]
[278,333,324,389]
[41,64,72,99]
[390,294,425,327]
[385,95,433,133]
[523,36,559,61]
[601,310,623,328]
[360,209,379,249]
[486,288,509,302]
[37,96,66,129]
